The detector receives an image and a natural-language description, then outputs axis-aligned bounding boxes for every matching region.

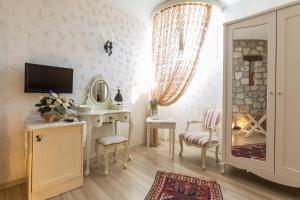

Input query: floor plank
[1,142,300,200]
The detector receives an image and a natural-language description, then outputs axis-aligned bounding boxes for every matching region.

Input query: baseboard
[0,177,26,190]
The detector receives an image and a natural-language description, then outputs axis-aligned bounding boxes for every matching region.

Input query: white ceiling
[218,0,242,7]
[109,0,243,19]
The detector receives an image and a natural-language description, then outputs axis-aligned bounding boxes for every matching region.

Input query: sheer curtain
[152,2,211,106]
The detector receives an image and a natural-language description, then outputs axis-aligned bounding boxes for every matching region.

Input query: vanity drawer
[92,115,114,127]
[119,113,130,122]
[92,117,104,127]
[103,115,114,123]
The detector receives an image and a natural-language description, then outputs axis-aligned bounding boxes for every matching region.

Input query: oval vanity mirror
[90,79,109,104]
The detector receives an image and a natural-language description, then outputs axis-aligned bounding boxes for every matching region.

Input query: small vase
[151,109,159,120]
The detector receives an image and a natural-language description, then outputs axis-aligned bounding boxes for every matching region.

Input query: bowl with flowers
[35,92,75,122]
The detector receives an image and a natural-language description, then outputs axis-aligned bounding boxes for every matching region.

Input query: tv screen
[24,63,73,93]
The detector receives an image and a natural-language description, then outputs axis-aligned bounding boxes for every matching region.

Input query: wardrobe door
[276,4,300,181]
[225,12,276,173]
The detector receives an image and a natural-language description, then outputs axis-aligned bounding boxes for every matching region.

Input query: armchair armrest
[186,120,203,131]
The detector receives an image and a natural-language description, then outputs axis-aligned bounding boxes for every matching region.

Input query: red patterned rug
[145,171,223,200]
[231,143,266,161]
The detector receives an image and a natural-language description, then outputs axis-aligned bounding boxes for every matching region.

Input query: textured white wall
[0,0,151,184]
[222,0,298,22]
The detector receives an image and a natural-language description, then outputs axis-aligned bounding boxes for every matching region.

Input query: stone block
[235,93,244,99]
[254,61,263,67]
[258,91,266,97]
[239,41,246,47]
[243,61,249,66]
[243,47,251,55]
[234,99,244,105]
[239,105,250,113]
[233,58,239,66]
[258,40,266,46]
[233,52,243,58]
[255,73,263,78]
[235,47,242,52]
[233,105,239,113]
[255,79,264,85]
[253,102,262,109]
[233,81,240,88]
[245,98,253,105]
[242,72,249,78]
[256,46,264,52]
[258,97,265,103]
[241,78,249,85]
[249,41,258,48]
[241,66,249,72]
[235,72,243,80]
[250,49,259,55]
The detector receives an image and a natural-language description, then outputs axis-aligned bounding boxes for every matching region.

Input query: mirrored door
[226,12,276,172]
[231,25,268,161]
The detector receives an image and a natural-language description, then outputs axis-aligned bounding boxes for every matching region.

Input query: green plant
[150,99,158,111]
[35,92,74,115]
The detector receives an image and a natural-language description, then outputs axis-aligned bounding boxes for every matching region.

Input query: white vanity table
[78,75,132,176]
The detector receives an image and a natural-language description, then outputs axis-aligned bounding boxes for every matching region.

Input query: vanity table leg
[84,120,92,176]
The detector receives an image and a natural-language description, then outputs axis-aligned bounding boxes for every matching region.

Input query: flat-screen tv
[24,63,73,93]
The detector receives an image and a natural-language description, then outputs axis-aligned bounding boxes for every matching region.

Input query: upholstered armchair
[179,109,221,170]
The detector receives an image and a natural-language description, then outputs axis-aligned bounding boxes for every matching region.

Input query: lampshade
[114,89,123,105]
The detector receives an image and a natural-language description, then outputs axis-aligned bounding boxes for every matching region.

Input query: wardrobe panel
[276,4,300,181]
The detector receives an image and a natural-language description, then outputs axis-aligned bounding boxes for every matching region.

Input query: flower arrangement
[149,99,159,119]
[35,92,75,122]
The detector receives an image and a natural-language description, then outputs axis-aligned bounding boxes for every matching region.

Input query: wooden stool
[95,135,128,175]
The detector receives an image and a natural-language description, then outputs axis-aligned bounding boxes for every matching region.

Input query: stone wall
[232,40,268,117]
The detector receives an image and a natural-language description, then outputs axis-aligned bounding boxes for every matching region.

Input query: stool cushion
[179,131,219,147]
[96,135,128,146]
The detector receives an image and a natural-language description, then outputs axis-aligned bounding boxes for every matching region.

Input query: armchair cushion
[179,131,219,147]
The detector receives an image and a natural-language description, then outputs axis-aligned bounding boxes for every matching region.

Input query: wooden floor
[1,142,300,200]
[232,130,266,146]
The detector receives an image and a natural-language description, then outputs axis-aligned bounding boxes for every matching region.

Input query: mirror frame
[90,78,109,104]
[85,74,112,109]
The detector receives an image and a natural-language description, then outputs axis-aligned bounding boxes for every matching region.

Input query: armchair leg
[201,149,206,170]
[179,138,183,157]
[215,145,219,163]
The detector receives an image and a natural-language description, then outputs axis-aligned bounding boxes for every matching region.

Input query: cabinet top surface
[79,109,131,116]
[25,118,86,131]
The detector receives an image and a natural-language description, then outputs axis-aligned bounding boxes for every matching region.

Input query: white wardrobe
[223,3,300,188]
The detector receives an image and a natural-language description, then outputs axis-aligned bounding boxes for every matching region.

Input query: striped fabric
[203,109,221,130]
[179,131,218,147]
[180,109,221,147]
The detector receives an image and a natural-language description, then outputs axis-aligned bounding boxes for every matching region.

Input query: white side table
[146,117,176,160]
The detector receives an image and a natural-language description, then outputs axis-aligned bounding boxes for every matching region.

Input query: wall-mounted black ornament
[104,40,113,56]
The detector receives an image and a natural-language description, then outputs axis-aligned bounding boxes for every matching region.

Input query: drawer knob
[97,119,100,122]
[125,116,127,119]
[109,117,113,120]
[36,135,42,142]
